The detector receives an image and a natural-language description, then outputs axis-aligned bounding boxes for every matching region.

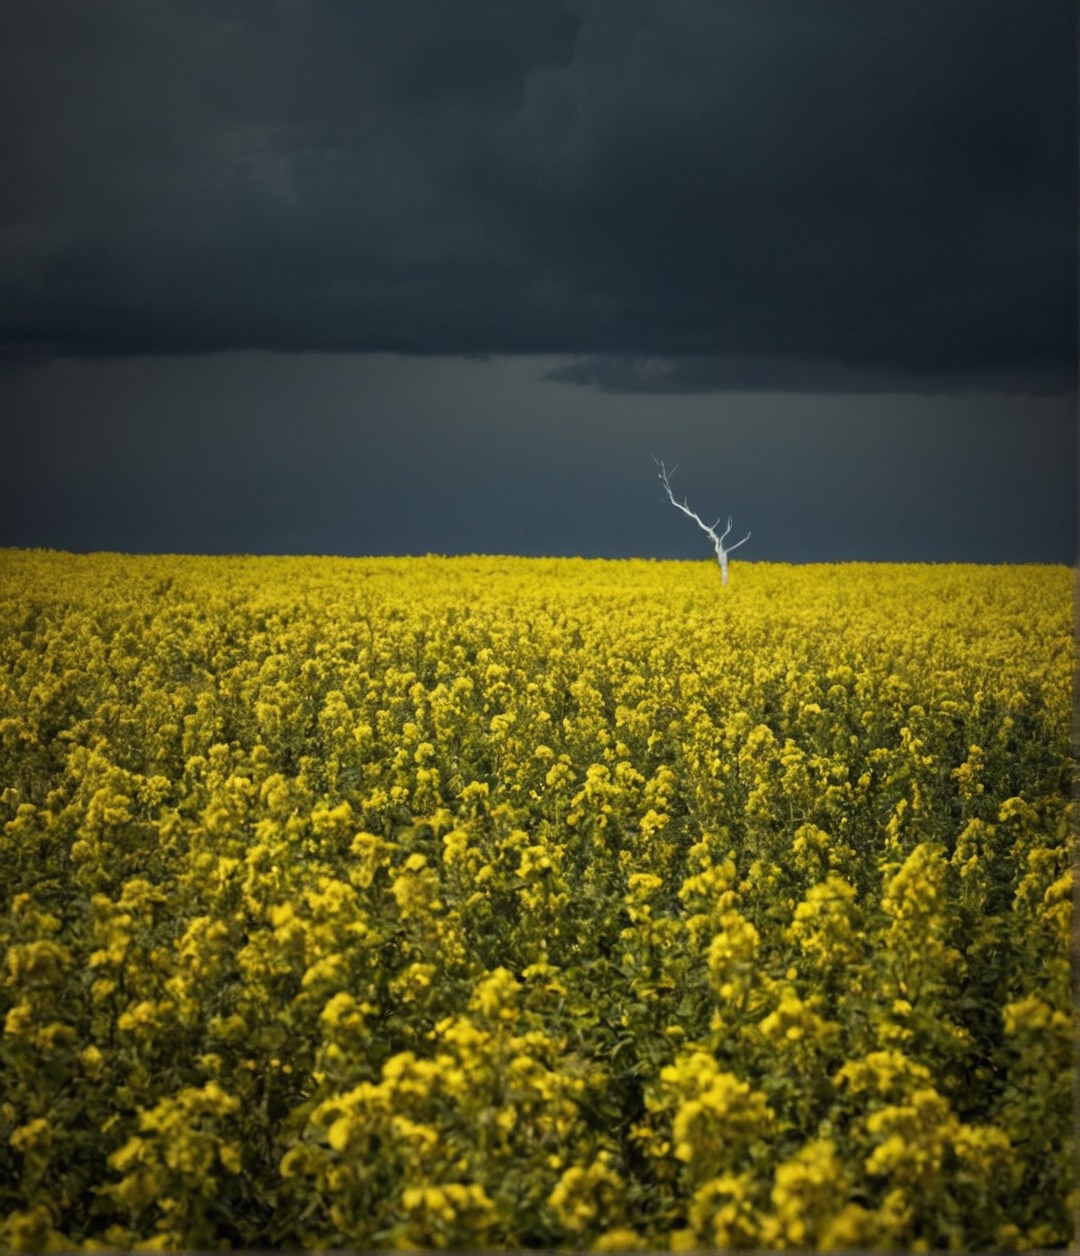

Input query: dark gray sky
[2,1,1076,562]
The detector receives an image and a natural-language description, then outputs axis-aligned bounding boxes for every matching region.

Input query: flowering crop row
[0,550,1074,1249]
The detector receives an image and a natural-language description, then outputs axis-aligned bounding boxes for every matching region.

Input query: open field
[0,551,1075,1250]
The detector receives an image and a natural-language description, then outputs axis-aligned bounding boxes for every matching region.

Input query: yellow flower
[469,967,520,1021]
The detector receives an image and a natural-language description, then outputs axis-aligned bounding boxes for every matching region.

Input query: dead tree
[657,459,750,586]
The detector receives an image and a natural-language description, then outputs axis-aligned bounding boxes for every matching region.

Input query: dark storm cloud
[1,0,1075,392]
[543,354,1074,397]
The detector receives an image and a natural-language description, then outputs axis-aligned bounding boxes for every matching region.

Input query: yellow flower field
[0,550,1074,1250]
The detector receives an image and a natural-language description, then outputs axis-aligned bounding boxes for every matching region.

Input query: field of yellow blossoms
[0,549,1075,1251]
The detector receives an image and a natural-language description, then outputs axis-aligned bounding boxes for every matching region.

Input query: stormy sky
[1,0,1076,562]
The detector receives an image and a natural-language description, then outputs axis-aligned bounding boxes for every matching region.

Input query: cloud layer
[2,0,1076,392]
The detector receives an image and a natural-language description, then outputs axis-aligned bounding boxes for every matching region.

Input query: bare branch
[656,459,750,585]
[657,459,716,535]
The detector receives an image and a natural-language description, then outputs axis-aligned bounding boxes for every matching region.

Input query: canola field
[0,549,1075,1251]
